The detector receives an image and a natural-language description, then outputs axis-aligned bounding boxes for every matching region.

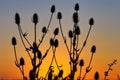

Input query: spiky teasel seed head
[33,13,38,24]
[15,13,20,25]
[94,72,99,80]
[79,59,84,67]
[73,12,79,23]
[68,30,73,38]
[89,18,94,26]
[50,38,54,46]
[57,12,62,19]
[51,5,55,13]
[54,39,59,48]
[12,37,17,45]
[75,26,80,35]
[54,27,59,35]
[58,70,63,77]
[42,26,47,33]
[20,57,25,66]
[37,50,42,59]
[91,45,96,53]
[74,3,79,11]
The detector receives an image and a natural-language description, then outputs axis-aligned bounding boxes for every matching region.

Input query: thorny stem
[17,24,32,60]
[78,25,92,56]
[38,13,53,47]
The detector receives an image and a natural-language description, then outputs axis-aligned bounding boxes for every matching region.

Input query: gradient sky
[0,0,120,79]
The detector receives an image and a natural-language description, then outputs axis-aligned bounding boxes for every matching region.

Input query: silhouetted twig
[104,59,117,80]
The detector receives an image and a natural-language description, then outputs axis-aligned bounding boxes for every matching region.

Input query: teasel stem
[37,59,41,79]
[13,45,25,79]
[70,37,72,54]
[58,19,70,54]
[79,66,82,80]
[18,24,32,47]
[13,45,18,65]
[82,52,94,80]
[44,46,56,79]
[88,52,94,68]
[44,36,56,79]
[78,25,92,56]
[82,72,87,80]
[17,24,32,60]
[38,13,53,47]
[22,65,25,80]
[34,24,37,43]
[76,35,79,52]
[70,38,72,72]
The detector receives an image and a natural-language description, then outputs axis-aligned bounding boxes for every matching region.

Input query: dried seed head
[33,42,38,53]
[15,13,20,25]
[75,3,79,11]
[20,57,25,66]
[33,13,38,24]
[54,76,58,80]
[75,26,80,35]
[94,72,99,80]
[58,70,63,77]
[89,18,94,26]
[37,50,42,59]
[91,45,96,53]
[79,59,84,67]
[48,71,52,80]
[42,26,47,33]
[68,30,73,38]
[54,39,59,47]
[50,38,54,46]
[12,37,17,45]
[51,5,55,13]
[54,27,59,35]
[57,12,62,19]
[29,70,34,80]
[73,12,79,23]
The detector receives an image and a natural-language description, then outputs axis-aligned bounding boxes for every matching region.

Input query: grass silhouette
[11,3,118,80]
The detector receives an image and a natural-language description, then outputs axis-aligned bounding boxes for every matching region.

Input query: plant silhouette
[104,59,117,80]
[11,2,117,80]
[11,3,97,80]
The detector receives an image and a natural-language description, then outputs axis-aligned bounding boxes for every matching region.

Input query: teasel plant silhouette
[12,2,97,80]
[12,5,57,80]
[104,59,117,80]
[57,3,96,80]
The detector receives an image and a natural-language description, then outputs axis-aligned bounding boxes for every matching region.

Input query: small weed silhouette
[104,59,117,80]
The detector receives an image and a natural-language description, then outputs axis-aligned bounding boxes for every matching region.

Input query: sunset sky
[0,0,120,79]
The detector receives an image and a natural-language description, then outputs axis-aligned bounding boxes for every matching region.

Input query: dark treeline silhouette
[11,3,118,80]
